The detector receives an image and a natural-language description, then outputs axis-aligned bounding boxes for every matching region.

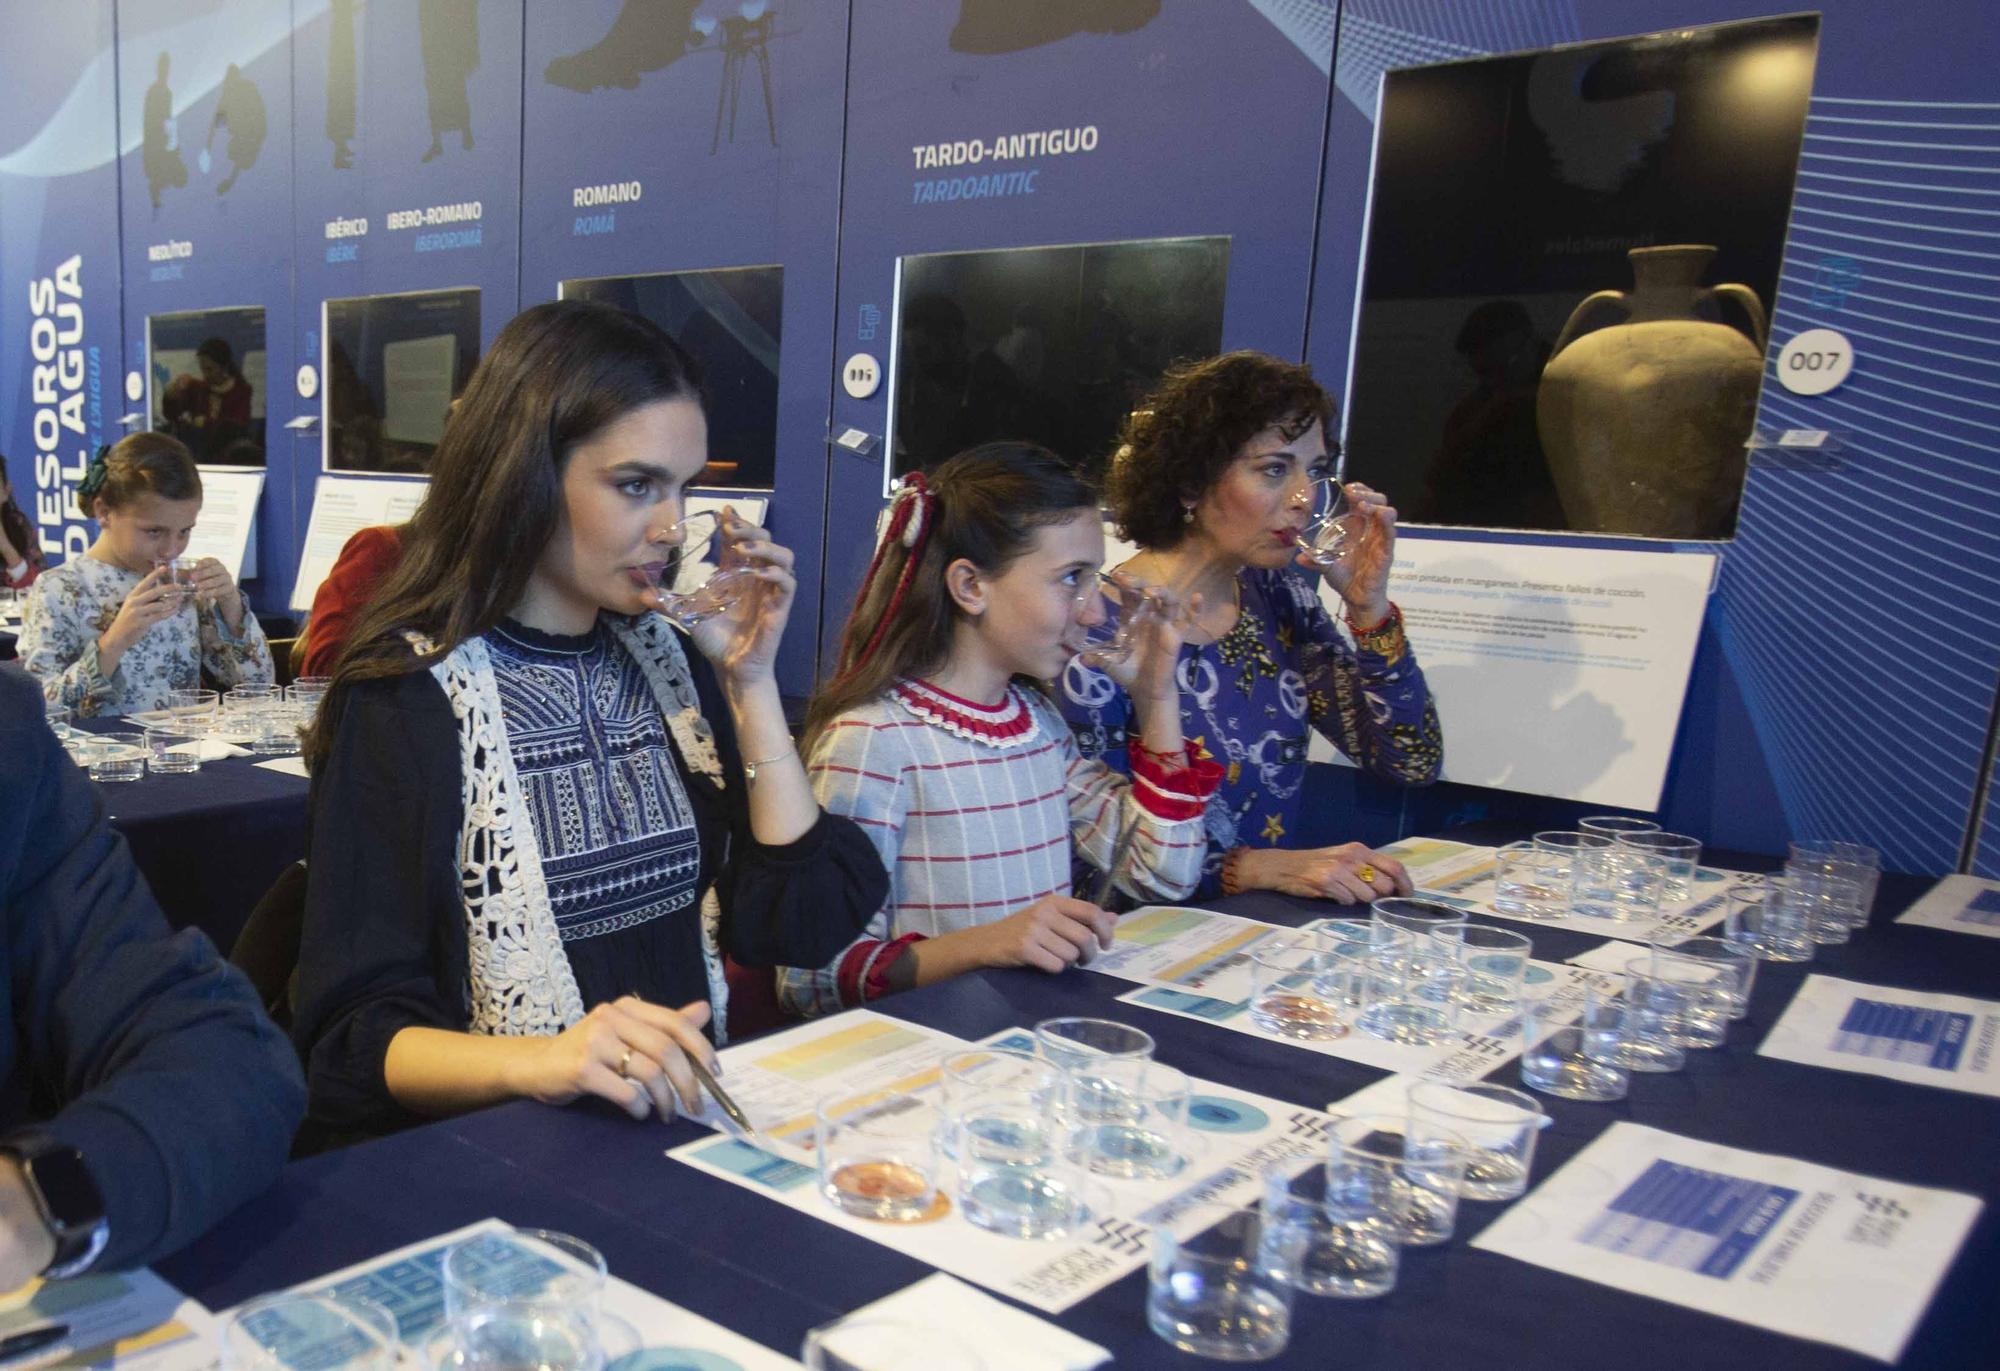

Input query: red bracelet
[1130,739,1188,767]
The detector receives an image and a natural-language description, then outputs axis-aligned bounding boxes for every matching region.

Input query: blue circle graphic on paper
[1187,1096,1268,1133]
[1522,965,1555,985]
[608,1351,744,1371]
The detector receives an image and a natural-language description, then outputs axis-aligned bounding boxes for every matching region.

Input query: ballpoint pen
[688,1053,756,1137]
[0,1325,69,1365]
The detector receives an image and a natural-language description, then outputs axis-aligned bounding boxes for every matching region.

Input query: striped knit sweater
[776,677,1223,1017]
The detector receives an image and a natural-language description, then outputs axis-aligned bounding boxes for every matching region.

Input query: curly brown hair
[1104,351,1335,549]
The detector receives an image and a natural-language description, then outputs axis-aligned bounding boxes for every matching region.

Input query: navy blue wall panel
[0,4,125,571]
[820,0,1337,669]
[115,0,297,612]
[1306,0,2000,875]
[289,0,523,551]
[520,0,850,698]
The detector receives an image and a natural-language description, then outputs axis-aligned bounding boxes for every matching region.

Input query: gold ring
[618,1047,633,1078]
[1356,864,1377,884]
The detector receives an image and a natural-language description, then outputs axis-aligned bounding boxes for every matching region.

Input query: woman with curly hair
[1058,351,1443,903]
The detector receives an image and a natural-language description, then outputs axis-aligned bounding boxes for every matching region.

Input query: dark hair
[0,457,43,575]
[302,299,706,771]
[83,432,202,516]
[805,442,1096,751]
[196,337,243,380]
[1103,351,1335,550]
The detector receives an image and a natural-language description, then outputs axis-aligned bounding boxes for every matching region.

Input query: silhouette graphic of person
[544,0,702,93]
[328,0,358,168]
[949,0,1159,54]
[204,64,267,194]
[142,53,189,209]
[419,0,479,163]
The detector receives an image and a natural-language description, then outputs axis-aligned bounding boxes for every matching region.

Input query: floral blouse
[20,556,273,716]
[1059,566,1443,897]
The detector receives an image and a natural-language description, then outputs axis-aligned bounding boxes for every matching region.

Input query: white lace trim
[890,680,1042,750]
[432,618,731,1044]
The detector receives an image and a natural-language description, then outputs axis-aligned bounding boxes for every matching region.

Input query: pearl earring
[1182,506,1195,525]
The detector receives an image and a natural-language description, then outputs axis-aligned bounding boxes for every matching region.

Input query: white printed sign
[183,468,264,580]
[1760,976,2000,1098]
[1474,1123,1980,1362]
[290,476,428,612]
[1895,875,2000,941]
[1316,538,1714,810]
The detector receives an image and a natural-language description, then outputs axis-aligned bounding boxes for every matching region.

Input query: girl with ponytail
[780,443,1223,1016]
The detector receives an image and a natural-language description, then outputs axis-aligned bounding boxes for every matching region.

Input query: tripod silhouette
[713,13,777,153]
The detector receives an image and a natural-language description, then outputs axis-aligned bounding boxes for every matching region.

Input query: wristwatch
[0,1132,109,1278]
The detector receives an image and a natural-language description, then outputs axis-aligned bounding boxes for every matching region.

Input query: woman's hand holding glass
[513,995,717,1121]
[645,507,796,687]
[1299,481,1397,624]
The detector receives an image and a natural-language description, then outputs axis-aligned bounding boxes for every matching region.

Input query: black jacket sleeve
[1,669,305,1269]
[290,672,467,1139]
[679,651,887,969]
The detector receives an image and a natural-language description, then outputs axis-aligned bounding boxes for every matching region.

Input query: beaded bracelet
[1347,601,1405,659]
[1220,846,1252,898]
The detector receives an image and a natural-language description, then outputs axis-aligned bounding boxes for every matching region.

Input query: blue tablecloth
[158,849,2000,1369]
[72,716,308,951]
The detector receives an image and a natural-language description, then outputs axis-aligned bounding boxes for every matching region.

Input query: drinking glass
[1063,1058,1191,1181]
[222,1293,398,1371]
[1407,1081,1547,1201]
[1356,907,1462,1045]
[438,1229,606,1371]
[154,556,199,609]
[1428,922,1532,1016]
[1571,843,1667,923]
[1249,934,1352,1041]
[937,1048,1062,1159]
[1578,815,1661,843]
[802,1320,986,1371]
[250,700,306,756]
[1788,840,1880,931]
[645,511,754,632]
[1520,989,1630,1101]
[144,722,202,774]
[87,731,148,782]
[1649,936,1757,1020]
[943,1053,1087,1239]
[1493,842,1568,919]
[1788,868,1866,945]
[815,1090,941,1223]
[1532,830,1612,886]
[1147,1205,1299,1362]
[1328,1114,1466,1247]
[1261,1161,1398,1299]
[1031,1017,1153,1075]
[1618,960,1695,1069]
[1617,831,1702,904]
[1073,571,1165,670]
[42,700,72,740]
[1725,882,1814,963]
[169,687,220,730]
[1294,479,1360,571]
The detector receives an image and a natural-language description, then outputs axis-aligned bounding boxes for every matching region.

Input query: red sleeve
[300,525,404,677]
[1126,743,1224,820]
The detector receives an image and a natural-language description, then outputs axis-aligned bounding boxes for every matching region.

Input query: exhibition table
[73,715,309,951]
[159,849,2000,1369]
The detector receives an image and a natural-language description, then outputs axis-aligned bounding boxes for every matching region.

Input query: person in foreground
[18,433,273,715]
[1062,351,1444,902]
[292,300,886,1145]
[780,443,1222,1017]
[0,670,304,1286]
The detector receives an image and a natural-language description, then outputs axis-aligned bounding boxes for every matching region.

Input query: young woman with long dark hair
[293,300,885,1141]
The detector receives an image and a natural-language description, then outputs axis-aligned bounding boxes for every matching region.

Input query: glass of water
[1725,882,1814,963]
[1649,935,1757,1020]
[1329,1113,1467,1247]
[1073,571,1167,670]
[222,1293,399,1371]
[1788,840,1879,932]
[1428,921,1533,1016]
[1408,1081,1547,1201]
[1617,831,1702,904]
[87,731,148,782]
[154,556,200,609]
[1788,867,1867,945]
[438,1229,606,1371]
[144,722,202,774]
[1571,843,1667,923]
[1063,1058,1191,1181]
[944,1054,1090,1240]
[1532,829,1612,885]
[1618,960,1697,1068]
[1147,1204,1300,1362]
[1521,988,1630,1102]
[937,1048,1062,1158]
[1294,479,1361,571]
[645,510,755,633]
[1261,1159,1398,1299]
[1578,815,1660,843]
[1032,1016,1154,1075]
[816,1090,941,1223]
[1249,934,1352,1041]
[1355,911,1463,1046]
[1493,842,1568,919]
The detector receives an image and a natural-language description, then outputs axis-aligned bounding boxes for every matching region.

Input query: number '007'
[1788,350,1842,371]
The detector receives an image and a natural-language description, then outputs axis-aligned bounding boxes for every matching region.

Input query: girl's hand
[1098,577,1198,706]
[187,557,245,630]
[658,508,796,687]
[510,997,716,1121]
[968,895,1117,973]
[1312,482,1397,624]
[101,568,180,654]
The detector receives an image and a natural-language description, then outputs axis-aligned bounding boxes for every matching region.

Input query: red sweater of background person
[299,525,403,678]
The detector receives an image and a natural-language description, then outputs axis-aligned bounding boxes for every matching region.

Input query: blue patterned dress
[1058,567,1443,897]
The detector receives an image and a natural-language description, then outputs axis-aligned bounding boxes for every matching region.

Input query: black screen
[322,288,482,475]
[147,306,267,466]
